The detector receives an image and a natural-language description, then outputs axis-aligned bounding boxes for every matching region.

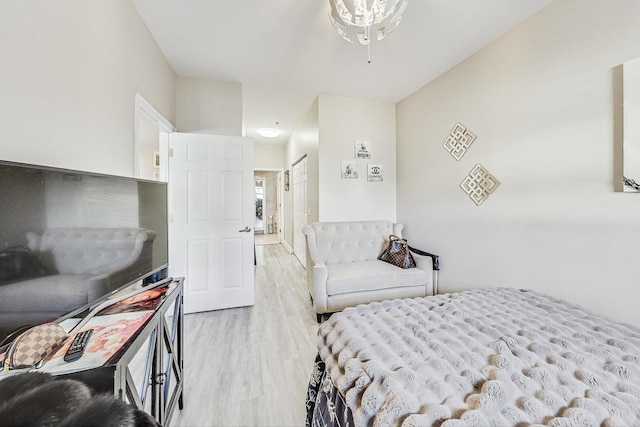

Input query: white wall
[254,143,285,170]
[0,0,176,176]
[318,94,396,222]
[284,94,397,248]
[396,0,640,325]
[175,76,242,135]
[284,98,319,249]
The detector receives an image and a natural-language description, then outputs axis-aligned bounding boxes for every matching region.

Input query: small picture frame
[354,141,371,159]
[341,160,358,179]
[153,151,160,168]
[367,164,383,182]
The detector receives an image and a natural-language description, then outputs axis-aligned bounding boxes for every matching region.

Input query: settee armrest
[310,265,329,314]
[408,246,439,271]
[301,225,323,266]
[409,245,440,296]
[302,225,331,313]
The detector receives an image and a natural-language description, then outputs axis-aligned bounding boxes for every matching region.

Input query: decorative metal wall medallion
[443,122,476,161]
[460,164,500,206]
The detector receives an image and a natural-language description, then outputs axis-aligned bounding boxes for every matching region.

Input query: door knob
[238,226,252,233]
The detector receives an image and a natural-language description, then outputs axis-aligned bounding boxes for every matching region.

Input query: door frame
[134,93,175,180]
[291,156,308,267]
[253,167,285,244]
[254,175,266,234]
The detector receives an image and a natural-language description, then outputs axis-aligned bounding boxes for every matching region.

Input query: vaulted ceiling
[132,0,554,145]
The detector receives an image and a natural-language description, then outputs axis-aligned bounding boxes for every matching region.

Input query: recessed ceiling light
[258,128,280,138]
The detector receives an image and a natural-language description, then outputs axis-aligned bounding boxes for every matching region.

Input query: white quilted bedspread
[317,288,640,426]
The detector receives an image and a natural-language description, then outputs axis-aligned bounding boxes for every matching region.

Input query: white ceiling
[132,0,554,145]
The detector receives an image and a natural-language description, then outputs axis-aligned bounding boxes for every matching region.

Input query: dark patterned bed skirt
[305,354,354,427]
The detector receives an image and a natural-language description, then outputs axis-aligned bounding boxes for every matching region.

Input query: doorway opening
[254,169,283,246]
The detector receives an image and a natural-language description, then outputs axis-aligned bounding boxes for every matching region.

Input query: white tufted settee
[0,227,156,339]
[302,221,439,321]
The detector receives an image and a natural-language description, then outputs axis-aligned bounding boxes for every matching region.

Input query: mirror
[623,56,640,191]
[255,177,265,232]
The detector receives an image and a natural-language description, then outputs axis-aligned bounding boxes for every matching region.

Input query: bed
[305,288,640,426]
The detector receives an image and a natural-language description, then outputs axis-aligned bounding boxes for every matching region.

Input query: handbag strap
[388,234,408,244]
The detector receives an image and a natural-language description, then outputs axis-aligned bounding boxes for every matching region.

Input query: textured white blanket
[317,288,640,426]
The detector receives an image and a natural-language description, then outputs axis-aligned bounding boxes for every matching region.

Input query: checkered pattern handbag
[3,323,68,371]
[378,234,416,269]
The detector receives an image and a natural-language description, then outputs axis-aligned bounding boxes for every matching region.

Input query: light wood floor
[170,243,319,427]
[254,233,280,245]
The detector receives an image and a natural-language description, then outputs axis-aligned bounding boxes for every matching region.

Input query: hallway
[254,233,280,246]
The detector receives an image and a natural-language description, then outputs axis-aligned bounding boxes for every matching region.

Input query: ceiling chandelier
[329,0,408,63]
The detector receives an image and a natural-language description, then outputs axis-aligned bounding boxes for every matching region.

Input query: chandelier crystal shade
[329,0,408,47]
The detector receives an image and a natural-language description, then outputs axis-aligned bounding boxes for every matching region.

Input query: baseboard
[282,240,293,253]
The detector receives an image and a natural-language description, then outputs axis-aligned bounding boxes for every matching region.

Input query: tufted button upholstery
[302,221,437,317]
[306,221,397,265]
[35,227,156,275]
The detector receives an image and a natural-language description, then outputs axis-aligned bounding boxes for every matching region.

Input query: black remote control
[63,329,93,362]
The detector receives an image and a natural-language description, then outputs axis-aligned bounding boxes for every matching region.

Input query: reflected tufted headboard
[27,227,156,275]
[302,221,403,265]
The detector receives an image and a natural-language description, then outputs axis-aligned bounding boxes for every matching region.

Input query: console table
[42,277,184,426]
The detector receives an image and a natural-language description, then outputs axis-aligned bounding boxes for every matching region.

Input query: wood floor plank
[170,243,319,427]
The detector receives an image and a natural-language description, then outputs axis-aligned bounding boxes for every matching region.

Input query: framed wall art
[354,141,371,159]
[341,160,358,179]
[367,164,383,182]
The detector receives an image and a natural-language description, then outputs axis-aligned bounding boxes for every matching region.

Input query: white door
[169,133,254,314]
[292,157,308,267]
